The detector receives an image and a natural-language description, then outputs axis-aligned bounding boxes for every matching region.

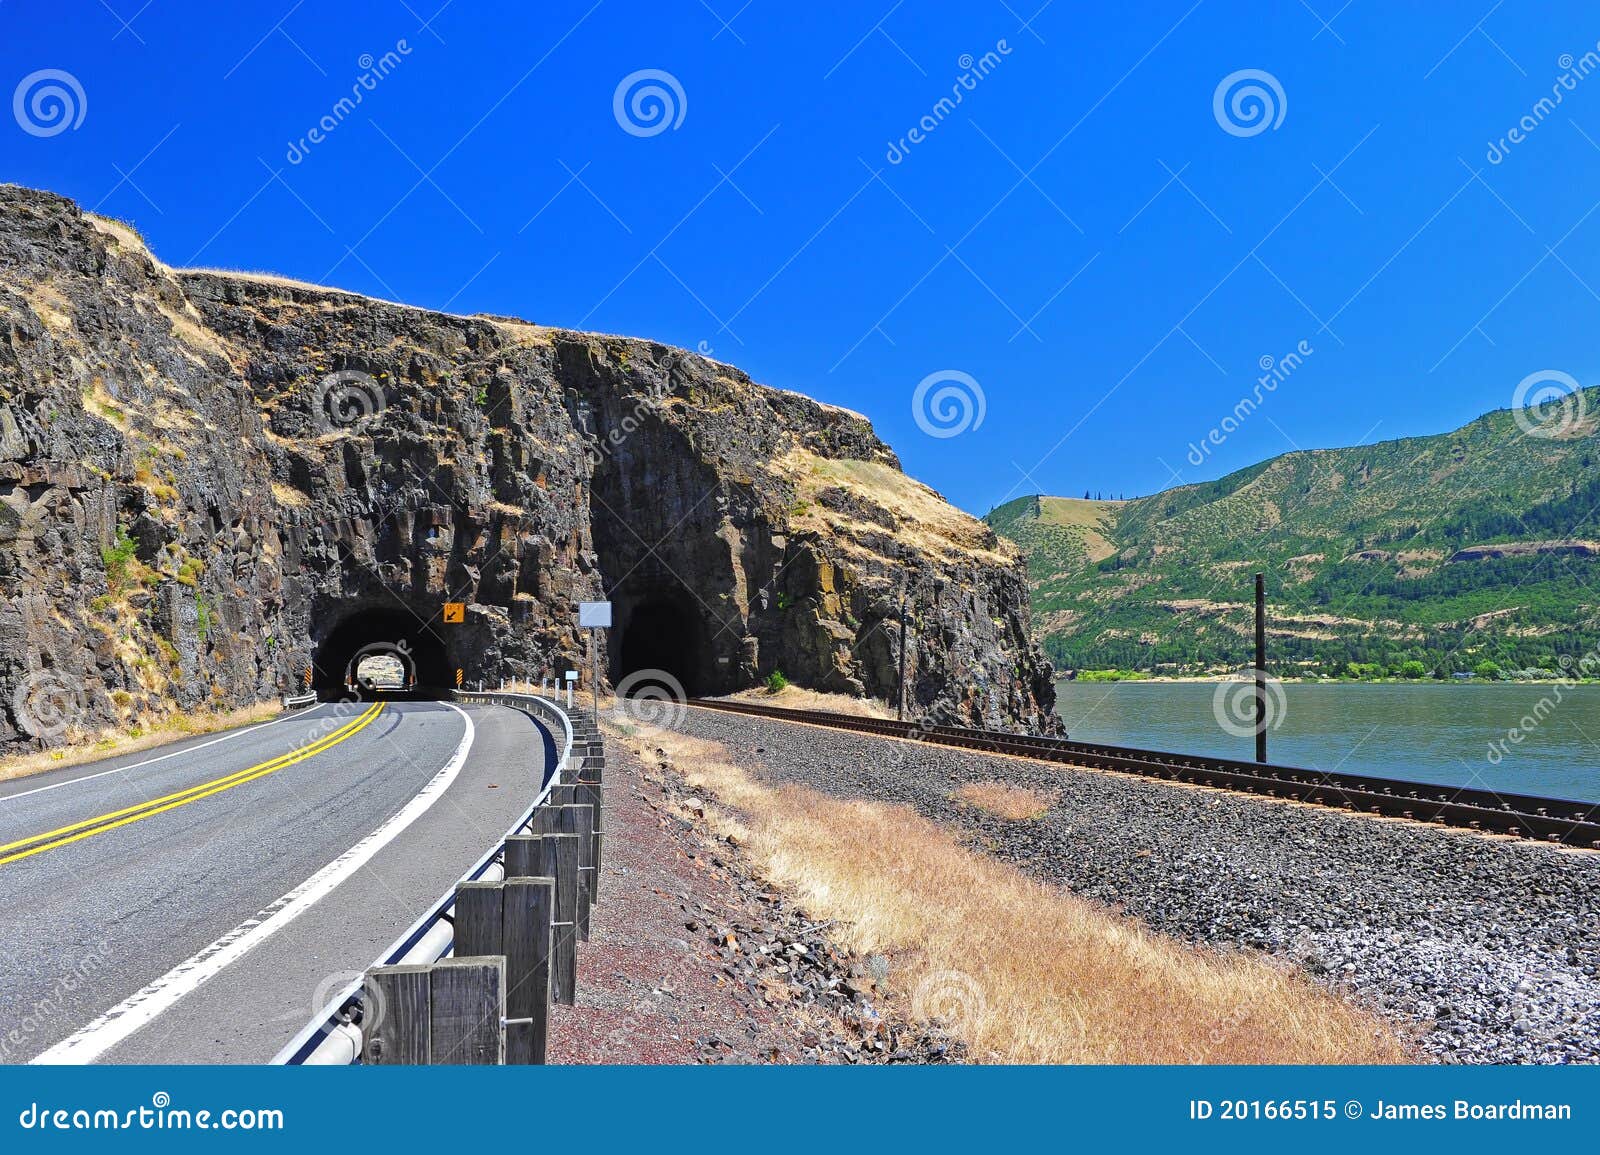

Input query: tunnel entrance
[312,607,452,698]
[615,598,706,698]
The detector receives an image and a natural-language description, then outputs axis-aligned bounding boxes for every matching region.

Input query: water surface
[1053,680,1600,803]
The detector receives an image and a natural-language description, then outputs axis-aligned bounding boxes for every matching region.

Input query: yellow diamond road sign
[442,602,465,623]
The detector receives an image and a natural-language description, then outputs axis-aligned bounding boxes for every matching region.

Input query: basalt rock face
[0,186,1057,752]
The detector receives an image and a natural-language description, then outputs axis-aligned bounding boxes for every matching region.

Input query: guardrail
[282,692,319,711]
[686,697,1600,850]
[272,690,605,1065]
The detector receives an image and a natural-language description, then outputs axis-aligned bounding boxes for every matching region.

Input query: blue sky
[6,1,1600,514]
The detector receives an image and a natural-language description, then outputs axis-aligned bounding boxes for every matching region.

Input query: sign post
[577,601,612,718]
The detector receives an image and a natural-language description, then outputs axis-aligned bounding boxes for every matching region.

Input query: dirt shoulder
[547,720,957,1063]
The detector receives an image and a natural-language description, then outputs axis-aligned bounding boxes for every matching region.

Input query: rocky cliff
[0,185,1056,752]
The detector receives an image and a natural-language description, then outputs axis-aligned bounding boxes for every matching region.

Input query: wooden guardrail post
[544,783,580,807]
[555,804,594,940]
[503,877,555,1063]
[576,753,604,899]
[363,963,430,1065]
[429,956,506,1064]
[506,832,577,1014]
[454,878,554,1064]
[453,881,504,956]
[538,832,580,1005]
[364,957,505,1064]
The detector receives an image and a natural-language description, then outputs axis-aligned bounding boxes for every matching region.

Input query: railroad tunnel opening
[615,597,707,698]
[311,607,452,698]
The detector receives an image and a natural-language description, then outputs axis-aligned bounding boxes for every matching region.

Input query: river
[1053,680,1600,803]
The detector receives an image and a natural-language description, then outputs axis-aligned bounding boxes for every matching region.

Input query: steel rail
[684,698,1600,849]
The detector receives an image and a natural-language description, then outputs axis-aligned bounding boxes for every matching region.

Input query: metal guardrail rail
[685,697,1600,849]
[272,690,584,1065]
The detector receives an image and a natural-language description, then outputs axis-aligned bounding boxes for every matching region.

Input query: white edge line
[30,702,476,1065]
[272,691,575,1064]
[0,704,329,804]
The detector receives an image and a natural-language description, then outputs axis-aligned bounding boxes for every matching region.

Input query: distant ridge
[986,393,1600,675]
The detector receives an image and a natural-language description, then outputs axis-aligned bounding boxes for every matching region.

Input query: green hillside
[986,392,1600,677]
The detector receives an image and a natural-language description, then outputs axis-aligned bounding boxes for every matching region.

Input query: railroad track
[685,698,1600,849]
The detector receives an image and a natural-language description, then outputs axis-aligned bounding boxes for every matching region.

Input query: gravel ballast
[666,705,1600,1064]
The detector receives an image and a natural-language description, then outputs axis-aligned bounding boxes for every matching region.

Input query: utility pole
[1254,571,1267,764]
[896,586,909,722]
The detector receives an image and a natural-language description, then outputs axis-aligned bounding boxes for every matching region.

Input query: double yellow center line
[0,701,385,867]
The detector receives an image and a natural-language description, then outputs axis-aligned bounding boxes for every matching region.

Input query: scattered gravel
[669,706,1600,1064]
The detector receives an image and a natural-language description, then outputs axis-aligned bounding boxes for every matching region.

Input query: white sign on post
[578,601,611,717]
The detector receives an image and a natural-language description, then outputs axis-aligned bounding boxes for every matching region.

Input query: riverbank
[668,701,1600,1063]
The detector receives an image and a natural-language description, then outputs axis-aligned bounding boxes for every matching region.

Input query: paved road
[0,699,548,1063]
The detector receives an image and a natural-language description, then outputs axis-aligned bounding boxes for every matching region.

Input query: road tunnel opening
[352,649,410,691]
[312,607,452,698]
[615,598,706,698]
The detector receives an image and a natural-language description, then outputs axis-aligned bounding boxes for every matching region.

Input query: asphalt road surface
[0,698,548,1063]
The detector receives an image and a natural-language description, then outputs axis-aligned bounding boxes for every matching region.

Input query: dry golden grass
[1037,496,1121,563]
[776,449,1017,568]
[83,212,149,256]
[953,780,1057,820]
[624,729,1409,1065]
[0,701,285,785]
[271,482,311,509]
[722,685,894,719]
